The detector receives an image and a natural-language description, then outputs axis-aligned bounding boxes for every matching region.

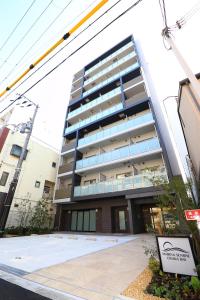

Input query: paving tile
[72,287,113,300]
[43,279,77,293]
[24,273,49,284]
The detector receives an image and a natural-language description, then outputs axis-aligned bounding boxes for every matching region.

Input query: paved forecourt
[0,233,154,300]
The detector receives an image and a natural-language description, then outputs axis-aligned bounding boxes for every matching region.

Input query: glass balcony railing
[85,41,134,76]
[78,112,154,148]
[74,169,168,197]
[76,137,161,170]
[68,87,121,120]
[65,102,123,135]
[83,62,140,98]
[84,52,136,86]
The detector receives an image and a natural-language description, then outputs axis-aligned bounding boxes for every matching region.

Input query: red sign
[185,209,200,221]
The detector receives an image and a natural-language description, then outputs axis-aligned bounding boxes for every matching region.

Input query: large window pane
[0,171,9,186]
[77,211,83,231]
[89,210,96,231]
[83,211,90,231]
[119,210,126,230]
[71,211,77,231]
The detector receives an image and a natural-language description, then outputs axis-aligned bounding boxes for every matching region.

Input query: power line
[159,0,168,28]
[0,0,37,51]
[161,0,200,35]
[0,0,98,88]
[6,0,144,101]
[0,0,74,87]
[0,0,109,98]
[181,0,200,22]
[0,0,54,71]
[0,0,123,106]
[0,95,22,115]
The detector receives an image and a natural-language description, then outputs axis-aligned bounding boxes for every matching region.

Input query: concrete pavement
[23,234,154,300]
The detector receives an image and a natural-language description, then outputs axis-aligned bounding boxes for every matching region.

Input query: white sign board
[157,236,197,276]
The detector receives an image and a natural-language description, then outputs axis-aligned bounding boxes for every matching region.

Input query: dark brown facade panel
[60,198,128,233]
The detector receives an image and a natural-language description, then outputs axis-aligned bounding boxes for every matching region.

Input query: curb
[0,270,84,300]
[113,295,137,300]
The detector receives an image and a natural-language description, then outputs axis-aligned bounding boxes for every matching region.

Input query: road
[0,278,51,300]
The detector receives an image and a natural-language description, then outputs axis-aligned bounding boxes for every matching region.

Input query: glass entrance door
[70,209,96,232]
[113,206,129,233]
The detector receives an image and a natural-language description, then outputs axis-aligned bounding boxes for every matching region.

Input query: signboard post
[156,236,198,276]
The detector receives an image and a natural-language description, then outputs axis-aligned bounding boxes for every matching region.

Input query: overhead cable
[1,0,143,109]
[0,0,109,99]
[0,0,123,105]
[0,0,37,51]
[0,0,74,86]
[0,0,54,71]
[161,0,200,36]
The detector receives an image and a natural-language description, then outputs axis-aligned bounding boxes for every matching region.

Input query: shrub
[146,273,200,300]
[148,257,160,274]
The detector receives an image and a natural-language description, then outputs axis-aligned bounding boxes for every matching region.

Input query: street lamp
[0,94,39,235]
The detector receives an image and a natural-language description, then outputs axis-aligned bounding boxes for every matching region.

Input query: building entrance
[71,209,96,232]
[112,206,129,233]
[142,205,163,234]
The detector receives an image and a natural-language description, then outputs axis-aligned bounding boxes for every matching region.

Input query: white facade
[0,129,59,227]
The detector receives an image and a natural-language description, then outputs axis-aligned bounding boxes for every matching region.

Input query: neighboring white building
[0,128,59,227]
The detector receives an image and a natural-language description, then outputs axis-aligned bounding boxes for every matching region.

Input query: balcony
[74,169,168,197]
[65,102,123,135]
[85,41,133,76]
[84,52,136,89]
[76,137,161,172]
[83,62,140,98]
[61,141,76,153]
[78,112,154,149]
[67,87,121,121]
[54,188,71,199]
[125,82,148,107]
[58,161,73,175]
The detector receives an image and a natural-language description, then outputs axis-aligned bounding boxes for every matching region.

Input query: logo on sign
[161,241,190,262]
[162,242,188,254]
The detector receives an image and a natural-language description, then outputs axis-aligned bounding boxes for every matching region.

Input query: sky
[0,0,200,175]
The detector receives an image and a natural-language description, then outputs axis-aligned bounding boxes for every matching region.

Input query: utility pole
[0,103,39,235]
[160,0,200,113]
[163,32,200,112]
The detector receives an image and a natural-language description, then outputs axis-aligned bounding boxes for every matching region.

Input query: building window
[140,166,159,174]
[10,144,28,159]
[35,181,40,188]
[84,179,96,185]
[43,185,50,194]
[116,172,132,179]
[52,162,56,168]
[0,171,9,186]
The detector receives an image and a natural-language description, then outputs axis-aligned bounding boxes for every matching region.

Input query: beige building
[178,74,200,191]
[0,128,59,227]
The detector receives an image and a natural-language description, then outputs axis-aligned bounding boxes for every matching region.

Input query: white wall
[0,130,59,227]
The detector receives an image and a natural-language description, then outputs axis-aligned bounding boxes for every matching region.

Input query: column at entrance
[131,202,145,234]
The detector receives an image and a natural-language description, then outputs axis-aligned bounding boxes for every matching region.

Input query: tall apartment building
[54,36,172,234]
